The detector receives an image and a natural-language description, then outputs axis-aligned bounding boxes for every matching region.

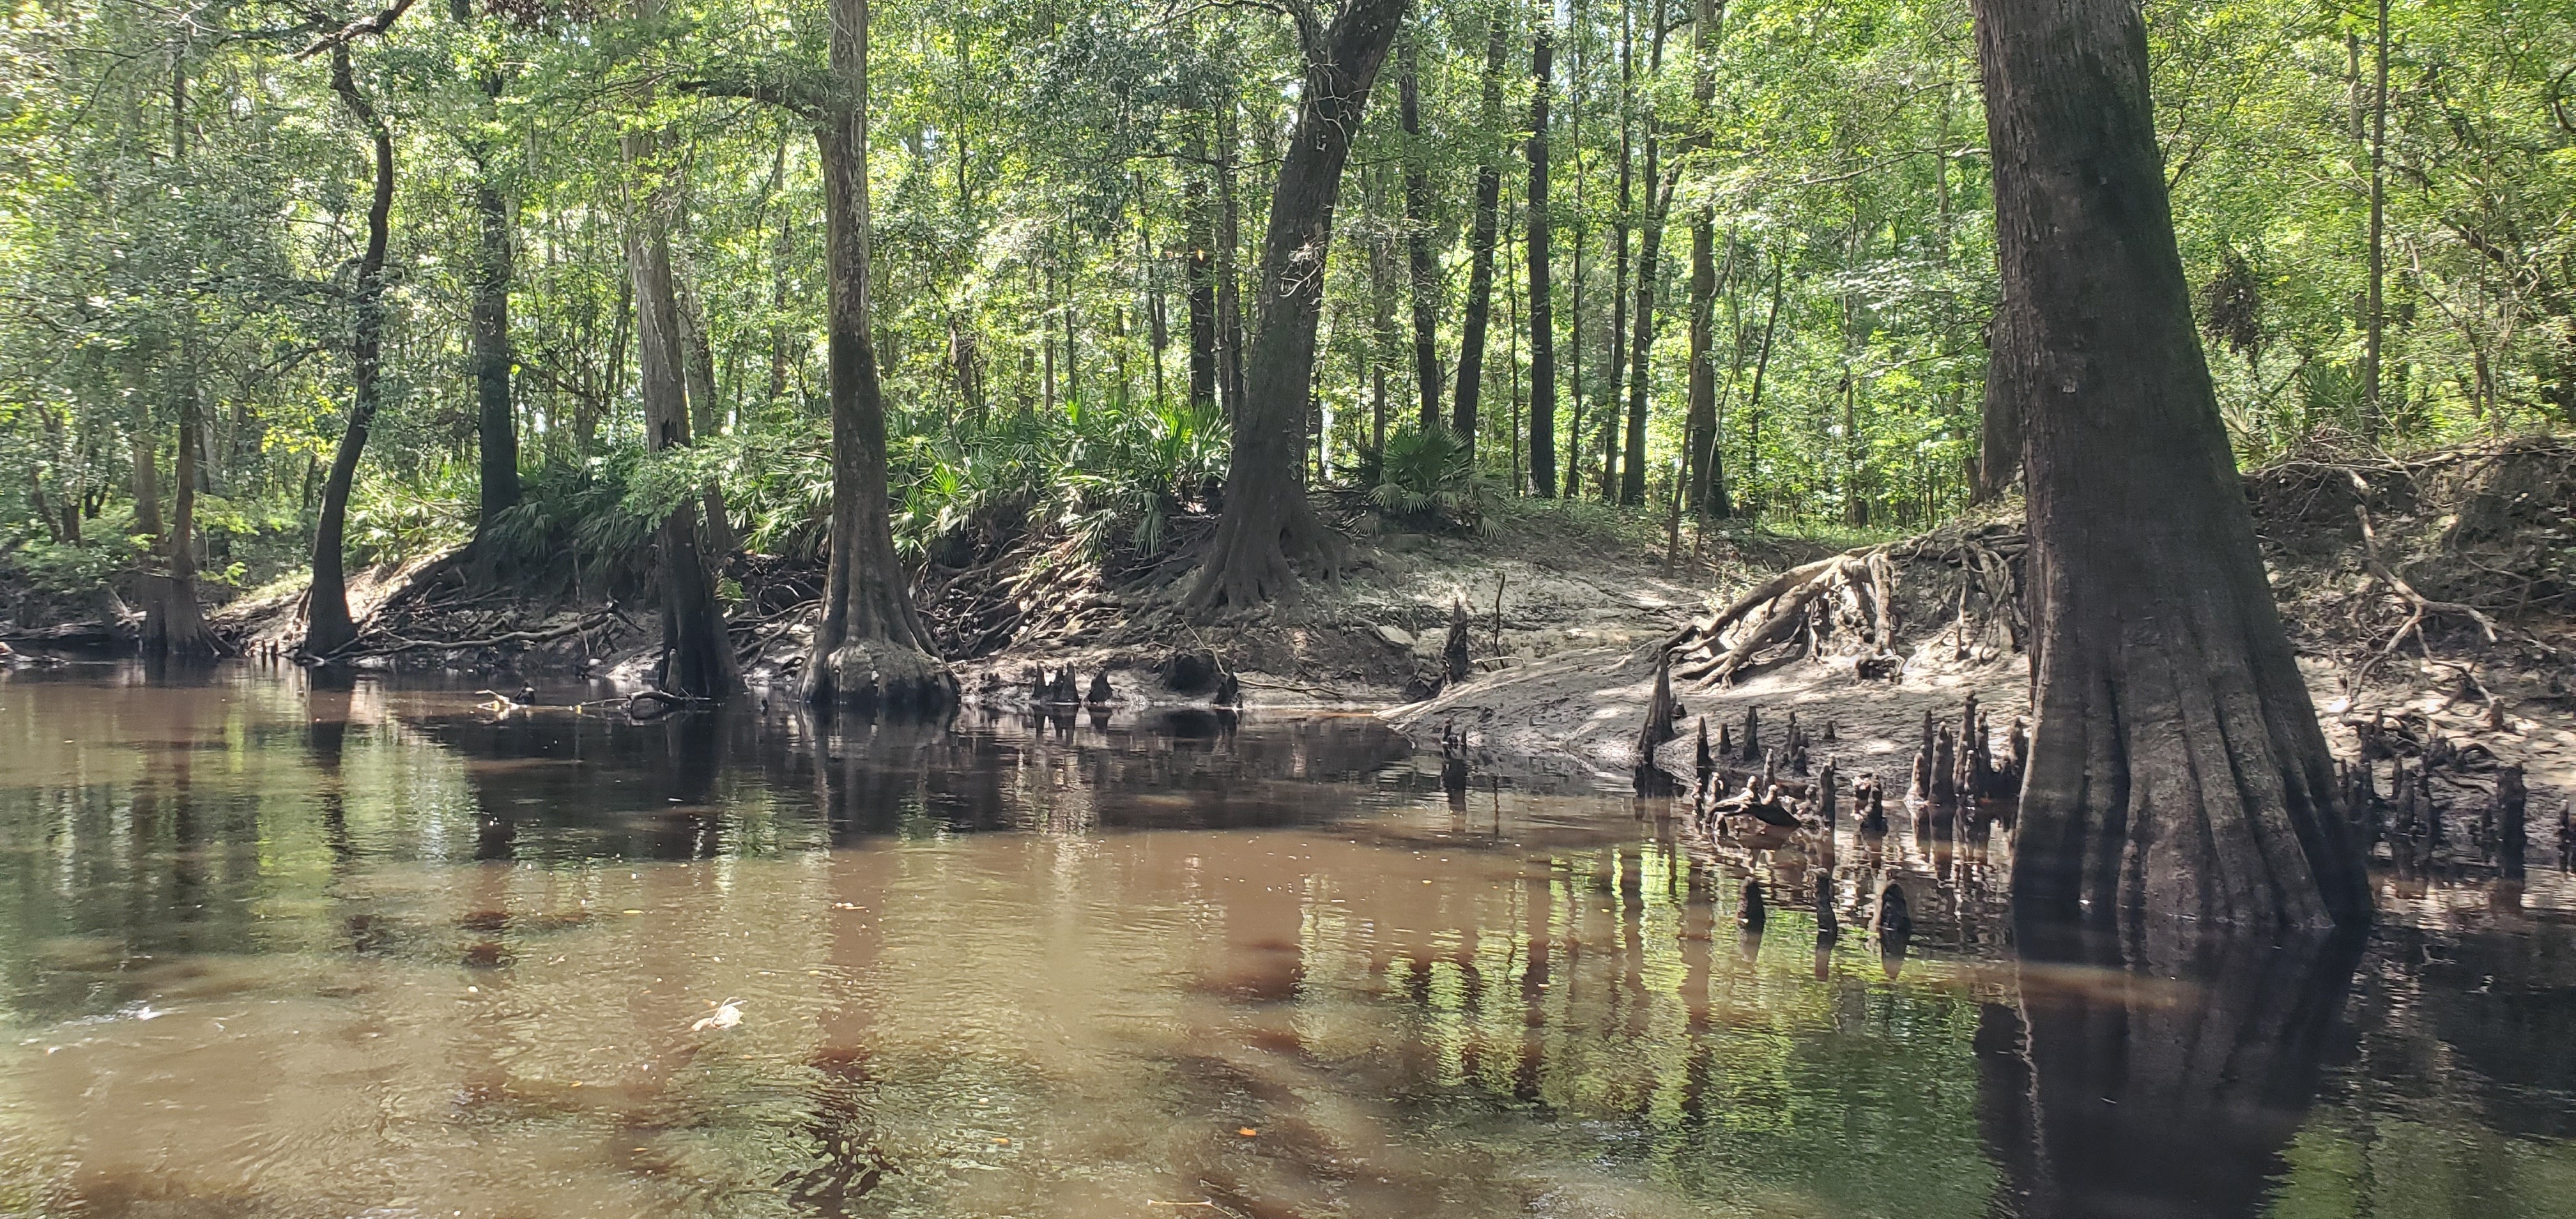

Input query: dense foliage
[1,0,2568,612]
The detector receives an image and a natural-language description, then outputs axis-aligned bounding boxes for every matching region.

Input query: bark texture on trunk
[803,0,953,709]
[624,130,740,701]
[142,331,223,656]
[1184,162,1219,410]
[1399,35,1441,433]
[1186,0,1407,612]
[1523,27,1556,498]
[471,172,521,532]
[1451,18,1512,450]
[1976,0,2370,933]
[307,43,395,659]
[1621,158,1676,507]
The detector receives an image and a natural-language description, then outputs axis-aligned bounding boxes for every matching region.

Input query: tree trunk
[804,0,952,709]
[1602,1,1634,503]
[2361,0,2388,433]
[1621,158,1676,507]
[1683,213,1726,516]
[144,325,223,656]
[1185,151,1220,410]
[307,44,395,659]
[1452,17,1512,450]
[1680,0,1730,518]
[471,172,521,534]
[1975,0,2371,933]
[1216,102,1248,425]
[1399,34,1441,434]
[1186,0,1409,611]
[624,128,740,701]
[677,264,738,557]
[1524,27,1557,498]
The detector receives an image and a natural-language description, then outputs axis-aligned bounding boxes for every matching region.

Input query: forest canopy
[1,0,2570,616]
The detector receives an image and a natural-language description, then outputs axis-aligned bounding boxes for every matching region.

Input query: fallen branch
[2347,471,2500,688]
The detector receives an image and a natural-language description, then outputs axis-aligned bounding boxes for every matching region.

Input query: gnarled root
[1186,489,1344,617]
[1669,553,1889,687]
[812,636,958,714]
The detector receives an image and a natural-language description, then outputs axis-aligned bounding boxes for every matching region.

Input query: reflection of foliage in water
[0,671,2572,1218]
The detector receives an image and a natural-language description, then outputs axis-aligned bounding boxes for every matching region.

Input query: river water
[1,663,2570,1218]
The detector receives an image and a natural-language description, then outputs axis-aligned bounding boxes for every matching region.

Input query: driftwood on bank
[1663,521,2025,688]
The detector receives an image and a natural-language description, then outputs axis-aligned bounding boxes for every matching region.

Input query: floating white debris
[691,998,744,1032]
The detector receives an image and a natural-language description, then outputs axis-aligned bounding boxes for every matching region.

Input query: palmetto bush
[1347,425,1491,535]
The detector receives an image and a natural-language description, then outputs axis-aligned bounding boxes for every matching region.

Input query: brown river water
[1,662,2571,1218]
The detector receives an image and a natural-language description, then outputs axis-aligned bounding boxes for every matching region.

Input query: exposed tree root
[1665,520,2025,687]
[323,606,626,660]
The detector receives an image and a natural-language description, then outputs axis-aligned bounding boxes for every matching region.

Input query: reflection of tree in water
[772,709,1411,840]
[1981,924,2363,1219]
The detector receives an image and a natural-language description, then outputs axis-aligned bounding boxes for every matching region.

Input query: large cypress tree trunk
[803,0,953,708]
[1399,36,1441,434]
[307,44,395,660]
[1450,17,1511,450]
[1186,0,1409,611]
[1976,0,2370,933]
[1523,27,1556,498]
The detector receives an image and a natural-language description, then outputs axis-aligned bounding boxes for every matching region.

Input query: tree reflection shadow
[1984,921,2363,1219]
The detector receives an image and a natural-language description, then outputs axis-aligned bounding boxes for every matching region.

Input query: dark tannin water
[2,664,2570,1218]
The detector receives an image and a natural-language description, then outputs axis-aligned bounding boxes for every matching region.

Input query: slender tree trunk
[1399,34,1441,433]
[471,171,521,533]
[1619,0,1672,507]
[1975,0,2370,934]
[1452,17,1512,450]
[624,130,740,700]
[677,263,738,557]
[1680,0,1730,518]
[1525,27,1557,498]
[1187,0,1409,611]
[1216,102,1248,425]
[307,44,395,659]
[1737,254,1781,515]
[1185,150,1220,410]
[804,0,951,708]
[2361,0,2388,434]
[1368,176,1399,452]
[1602,0,1634,502]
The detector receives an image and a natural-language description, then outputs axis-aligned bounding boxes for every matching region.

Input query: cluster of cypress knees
[1009,658,1245,710]
[2341,712,2558,877]
[1639,693,2034,961]
[1676,693,2029,849]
